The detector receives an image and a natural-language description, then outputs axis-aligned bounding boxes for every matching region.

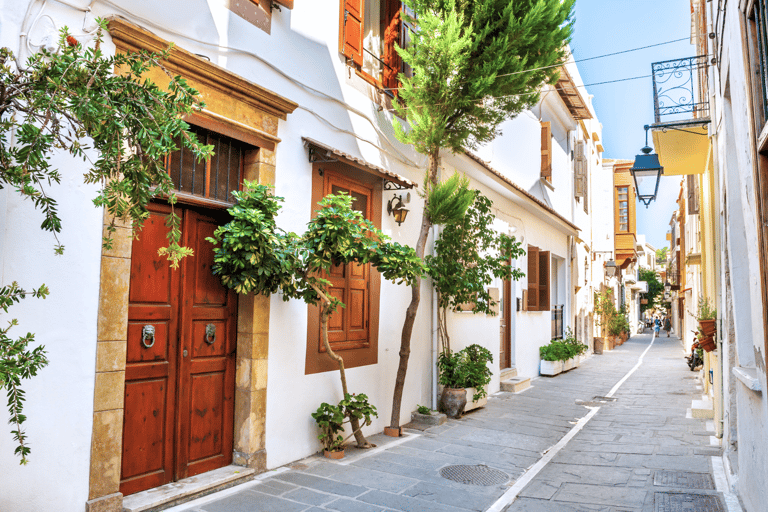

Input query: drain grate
[593,396,617,402]
[653,470,715,490]
[439,464,509,486]
[654,492,724,512]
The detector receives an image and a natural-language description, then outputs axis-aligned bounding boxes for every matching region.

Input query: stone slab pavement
[170,333,733,512]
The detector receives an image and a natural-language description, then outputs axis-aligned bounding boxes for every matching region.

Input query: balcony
[649,55,711,176]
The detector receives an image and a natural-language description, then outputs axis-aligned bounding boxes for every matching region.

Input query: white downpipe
[431,224,440,411]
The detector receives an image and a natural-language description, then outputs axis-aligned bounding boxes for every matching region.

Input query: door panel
[122,204,178,496]
[122,204,236,495]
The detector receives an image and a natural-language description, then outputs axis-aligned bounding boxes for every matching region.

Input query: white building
[0,2,605,511]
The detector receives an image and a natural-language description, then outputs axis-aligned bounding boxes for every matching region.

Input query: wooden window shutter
[527,246,540,311]
[574,141,585,198]
[539,251,551,312]
[342,0,364,66]
[541,122,552,182]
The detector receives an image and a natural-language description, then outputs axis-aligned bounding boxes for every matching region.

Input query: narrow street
[169,333,734,512]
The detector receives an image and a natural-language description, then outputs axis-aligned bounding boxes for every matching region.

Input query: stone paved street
[170,333,733,512]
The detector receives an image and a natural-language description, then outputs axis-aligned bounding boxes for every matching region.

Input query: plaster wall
[711,4,768,510]
[0,2,105,510]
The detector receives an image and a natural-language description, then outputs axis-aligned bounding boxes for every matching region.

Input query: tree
[0,23,211,462]
[425,187,525,353]
[655,247,668,265]
[639,268,664,313]
[387,0,575,430]
[208,183,423,448]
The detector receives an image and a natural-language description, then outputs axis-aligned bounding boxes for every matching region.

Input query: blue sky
[570,0,694,250]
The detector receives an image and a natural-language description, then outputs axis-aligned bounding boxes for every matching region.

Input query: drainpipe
[431,224,440,411]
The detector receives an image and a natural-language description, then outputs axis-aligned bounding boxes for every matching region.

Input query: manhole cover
[654,471,715,490]
[655,492,724,512]
[439,464,509,486]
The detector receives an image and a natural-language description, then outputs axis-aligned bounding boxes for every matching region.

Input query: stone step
[122,465,256,512]
[500,376,531,393]
[691,397,714,419]
[499,367,518,380]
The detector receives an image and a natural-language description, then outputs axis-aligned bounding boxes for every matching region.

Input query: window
[526,246,551,312]
[617,186,629,231]
[306,163,383,374]
[574,140,587,212]
[541,122,552,182]
[341,0,415,91]
[165,124,245,206]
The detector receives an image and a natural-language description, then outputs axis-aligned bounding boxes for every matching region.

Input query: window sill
[732,366,762,393]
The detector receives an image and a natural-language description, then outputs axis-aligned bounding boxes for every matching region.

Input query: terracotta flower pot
[440,387,467,419]
[383,426,402,437]
[699,319,716,337]
[593,337,604,355]
[698,334,717,352]
[324,449,345,459]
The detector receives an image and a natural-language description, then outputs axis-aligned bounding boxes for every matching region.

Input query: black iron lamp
[664,281,671,293]
[605,260,619,278]
[630,125,664,208]
[387,194,409,226]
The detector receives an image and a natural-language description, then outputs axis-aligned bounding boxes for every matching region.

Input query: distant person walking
[664,317,672,337]
[654,317,661,336]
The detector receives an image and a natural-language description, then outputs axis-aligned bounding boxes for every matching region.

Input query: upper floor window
[341,0,415,91]
[617,186,629,231]
[541,121,552,182]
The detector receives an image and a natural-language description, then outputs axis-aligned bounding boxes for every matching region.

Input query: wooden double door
[120,203,237,496]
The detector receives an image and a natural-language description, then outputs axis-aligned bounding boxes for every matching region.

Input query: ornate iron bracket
[307,146,339,164]
[384,179,407,190]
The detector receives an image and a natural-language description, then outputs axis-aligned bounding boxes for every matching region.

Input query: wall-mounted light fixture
[604,260,620,278]
[387,194,409,226]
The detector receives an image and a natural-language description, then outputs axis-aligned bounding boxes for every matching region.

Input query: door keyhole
[183,349,188,357]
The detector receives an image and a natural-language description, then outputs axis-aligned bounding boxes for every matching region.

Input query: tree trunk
[389,149,440,430]
[315,286,373,449]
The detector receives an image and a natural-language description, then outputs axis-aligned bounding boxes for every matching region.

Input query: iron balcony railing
[652,55,710,124]
[551,305,564,340]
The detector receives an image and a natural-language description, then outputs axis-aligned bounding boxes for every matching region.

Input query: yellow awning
[651,125,709,176]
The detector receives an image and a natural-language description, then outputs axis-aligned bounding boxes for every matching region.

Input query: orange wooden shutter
[527,246,539,311]
[342,0,364,66]
[541,122,552,182]
[539,251,551,312]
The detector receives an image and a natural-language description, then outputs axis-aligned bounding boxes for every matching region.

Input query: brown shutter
[341,0,364,66]
[527,246,539,311]
[539,251,551,312]
[541,122,552,182]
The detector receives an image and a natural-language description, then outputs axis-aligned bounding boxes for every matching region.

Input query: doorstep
[500,376,531,393]
[691,396,714,419]
[122,465,256,512]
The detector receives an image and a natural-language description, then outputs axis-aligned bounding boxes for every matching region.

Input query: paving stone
[273,472,368,497]
[358,489,472,512]
[319,464,420,493]
[552,482,648,507]
[324,497,386,512]
[402,480,503,511]
[282,487,336,506]
[257,478,299,495]
[199,490,308,512]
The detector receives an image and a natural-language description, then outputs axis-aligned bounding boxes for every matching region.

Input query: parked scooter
[686,331,704,371]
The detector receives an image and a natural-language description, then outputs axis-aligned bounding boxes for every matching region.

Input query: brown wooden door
[121,204,236,496]
[500,261,512,370]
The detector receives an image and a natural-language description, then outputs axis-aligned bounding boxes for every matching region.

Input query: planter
[324,449,345,459]
[593,337,604,355]
[540,359,563,376]
[699,319,717,338]
[411,410,447,426]
[439,387,467,419]
[383,426,402,437]
[563,358,575,371]
[605,337,614,351]
[698,334,717,352]
[464,386,489,412]
[614,335,622,347]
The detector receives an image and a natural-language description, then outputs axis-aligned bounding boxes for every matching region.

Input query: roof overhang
[650,122,710,176]
[302,137,416,189]
[555,66,593,120]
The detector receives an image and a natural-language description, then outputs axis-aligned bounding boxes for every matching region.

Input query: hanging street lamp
[630,125,664,208]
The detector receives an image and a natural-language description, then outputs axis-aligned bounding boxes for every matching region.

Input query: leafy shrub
[311,393,377,452]
[437,344,494,401]
[539,329,585,362]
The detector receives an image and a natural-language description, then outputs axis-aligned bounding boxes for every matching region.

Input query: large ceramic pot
[440,387,467,419]
[593,337,604,355]
[698,334,717,352]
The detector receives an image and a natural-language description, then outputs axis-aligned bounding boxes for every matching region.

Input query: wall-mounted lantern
[630,125,664,208]
[387,194,409,226]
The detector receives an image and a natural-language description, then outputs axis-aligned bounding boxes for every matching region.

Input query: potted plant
[437,344,494,418]
[695,296,717,351]
[311,393,378,459]
[539,331,585,376]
